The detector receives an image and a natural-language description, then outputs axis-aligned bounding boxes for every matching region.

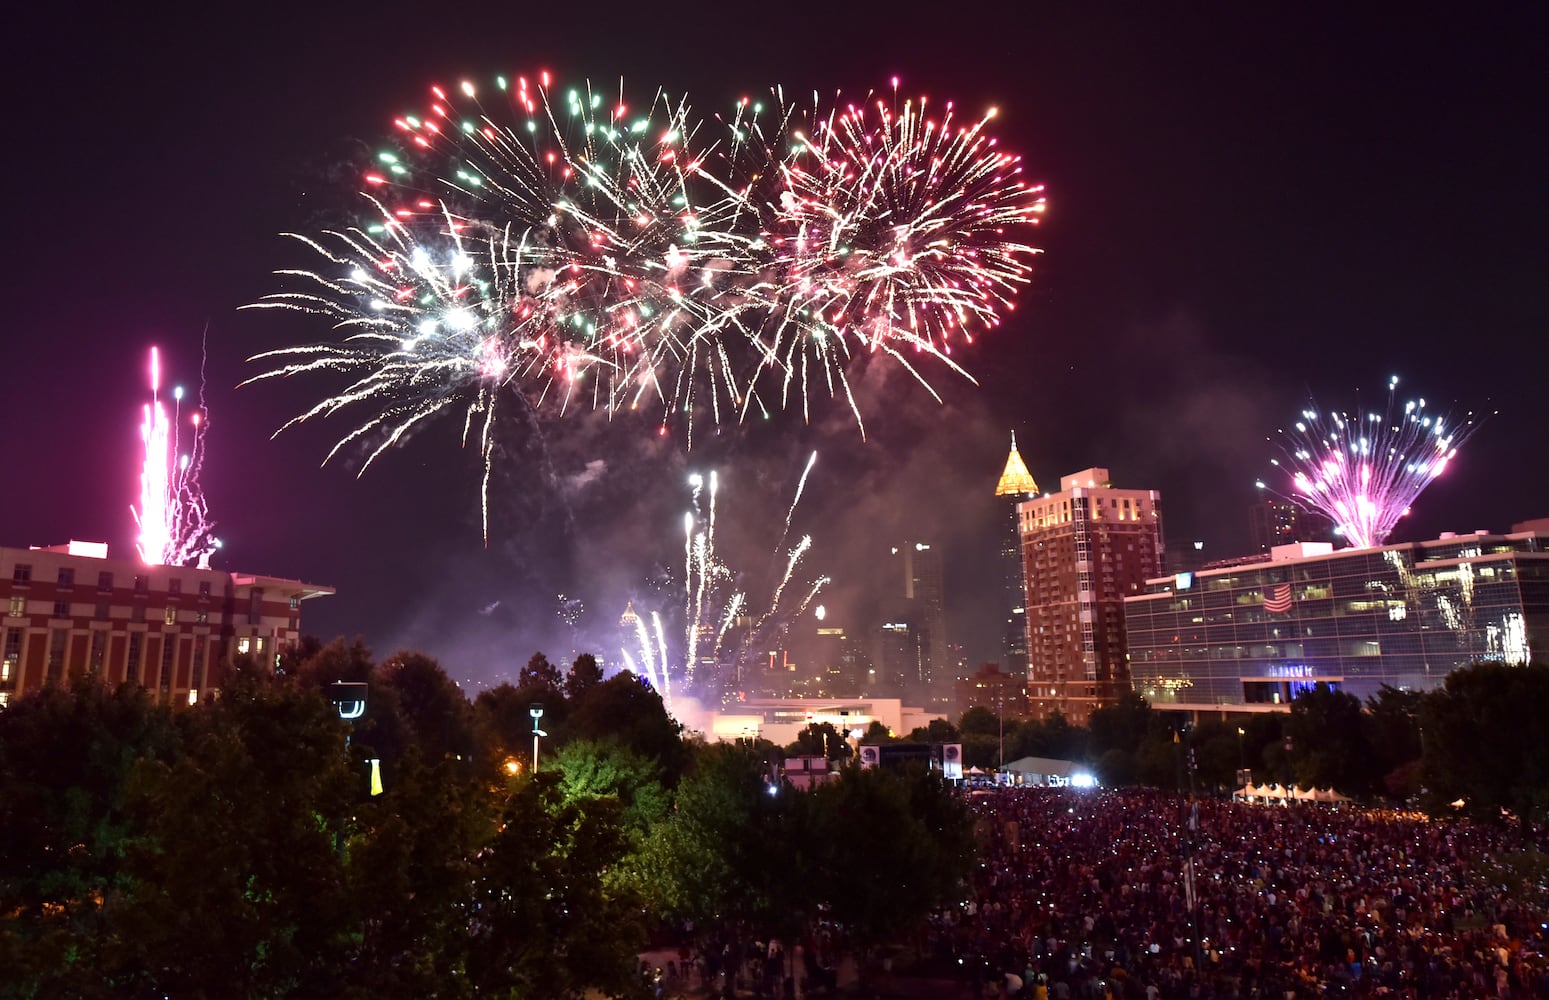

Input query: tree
[377,650,475,764]
[1087,691,1151,758]
[564,652,604,700]
[1421,662,1549,832]
[807,766,975,956]
[1287,683,1375,795]
[564,672,686,783]
[784,722,854,761]
[862,720,895,743]
[1365,684,1424,798]
[958,705,999,737]
[519,651,564,692]
[0,678,182,994]
[105,673,358,997]
[465,772,648,998]
[642,742,802,936]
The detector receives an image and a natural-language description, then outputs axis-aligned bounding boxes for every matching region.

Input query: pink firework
[132,347,218,567]
[1258,377,1485,549]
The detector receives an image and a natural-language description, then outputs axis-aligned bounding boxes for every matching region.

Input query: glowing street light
[530,704,547,772]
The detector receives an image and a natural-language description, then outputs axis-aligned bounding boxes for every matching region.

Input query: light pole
[530,704,547,773]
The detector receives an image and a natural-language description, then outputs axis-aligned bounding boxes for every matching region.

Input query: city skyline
[4,6,1547,684]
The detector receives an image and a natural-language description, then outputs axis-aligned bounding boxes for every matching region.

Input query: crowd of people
[938,788,1549,998]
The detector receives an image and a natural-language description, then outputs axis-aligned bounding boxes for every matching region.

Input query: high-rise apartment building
[1017,468,1163,723]
[0,541,332,708]
[1248,498,1333,553]
[994,434,1039,675]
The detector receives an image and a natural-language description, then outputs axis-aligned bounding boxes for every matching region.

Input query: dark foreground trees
[1,641,982,998]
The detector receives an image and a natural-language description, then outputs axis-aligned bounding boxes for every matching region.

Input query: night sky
[6,5,1547,684]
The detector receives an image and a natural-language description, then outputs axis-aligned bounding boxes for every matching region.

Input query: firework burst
[1257,376,1486,549]
[621,454,828,711]
[248,73,1044,531]
[133,347,219,567]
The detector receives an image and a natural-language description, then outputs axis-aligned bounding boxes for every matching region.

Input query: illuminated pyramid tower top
[994,432,1040,497]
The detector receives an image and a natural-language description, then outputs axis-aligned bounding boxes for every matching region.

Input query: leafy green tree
[807,766,974,956]
[564,652,604,700]
[958,705,999,737]
[343,746,492,997]
[643,742,802,937]
[377,650,475,764]
[1287,683,1375,795]
[474,681,565,781]
[863,719,895,743]
[1421,662,1549,832]
[906,718,960,743]
[564,672,686,782]
[1190,719,1244,792]
[554,739,670,838]
[519,651,564,692]
[106,673,357,997]
[785,721,853,761]
[0,678,182,994]
[1365,685,1424,798]
[1241,712,1287,784]
[465,772,649,998]
[1087,691,1151,758]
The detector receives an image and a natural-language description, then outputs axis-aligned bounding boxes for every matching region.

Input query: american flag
[1264,583,1294,614]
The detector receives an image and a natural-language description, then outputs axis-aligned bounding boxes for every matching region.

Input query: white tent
[1233,782,1351,805]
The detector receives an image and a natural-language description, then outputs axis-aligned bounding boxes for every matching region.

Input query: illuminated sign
[1174,572,1193,590]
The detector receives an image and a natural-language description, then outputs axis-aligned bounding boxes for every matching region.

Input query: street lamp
[529,704,547,773]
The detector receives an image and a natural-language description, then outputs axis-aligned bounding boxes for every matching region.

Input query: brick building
[1018,468,1163,723]
[0,540,332,707]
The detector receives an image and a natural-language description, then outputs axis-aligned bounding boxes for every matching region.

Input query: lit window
[8,596,25,617]
[164,607,177,625]
[196,610,208,624]
[237,637,251,655]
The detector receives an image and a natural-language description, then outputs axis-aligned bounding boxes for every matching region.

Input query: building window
[248,589,264,625]
[196,610,209,624]
[164,607,177,626]
[168,578,182,596]
[57,568,74,590]
[134,575,148,594]
[8,596,25,617]
[47,629,66,681]
[89,631,106,674]
[160,637,175,692]
[12,564,31,584]
[289,595,300,610]
[191,640,205,691]
[198,581,211,598]
[127,633,143,681]
[2,628,20,687]
[254,636,266,655]
[52,600,69,619]
[237,636,251,655]
[98,571,113,592]
[95,601,109,621]
[131,605,145,623]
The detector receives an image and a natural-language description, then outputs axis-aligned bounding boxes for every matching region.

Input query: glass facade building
[1124,532,1549,711]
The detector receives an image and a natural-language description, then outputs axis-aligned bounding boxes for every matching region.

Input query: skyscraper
[888,541,948,707]
[994,433,1039,675]
[1017,468,1163,723]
